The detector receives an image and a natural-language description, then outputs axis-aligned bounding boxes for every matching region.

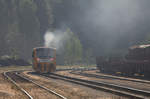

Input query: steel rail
[56,68,150,84]
[40,73,150,99]
[4,71,67,99]
[16,72,67,99]
[3,72,33,99]
[70,70,150,85]
[56,67,97,71]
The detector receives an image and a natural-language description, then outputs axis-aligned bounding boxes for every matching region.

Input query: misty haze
[0,0,150,99]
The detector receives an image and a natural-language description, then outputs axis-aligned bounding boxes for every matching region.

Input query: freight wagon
[96,44,150,78]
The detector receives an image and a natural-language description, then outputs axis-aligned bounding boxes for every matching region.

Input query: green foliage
[0,0,53,60]
[84,48,94,65]
[10,48,19,60]
[18,0,40,35]
[64,29,83,65]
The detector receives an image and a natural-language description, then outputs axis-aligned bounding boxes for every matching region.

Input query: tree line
[0,0,94,65]
[0,0,52,60]
[1,0,150,65]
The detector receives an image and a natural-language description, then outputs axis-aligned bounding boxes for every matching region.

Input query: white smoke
[44,30,68,49]
[44,31,55,47]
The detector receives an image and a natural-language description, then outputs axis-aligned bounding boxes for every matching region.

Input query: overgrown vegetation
[64,29,83,65]
[0,0,53,60]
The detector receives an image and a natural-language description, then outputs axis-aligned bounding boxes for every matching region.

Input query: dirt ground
[70,70,150,92]
[24,71,128,99]
[0,66,128,99]
[0,66,32,99]
[0,73,27,99]
[0,66,61,99]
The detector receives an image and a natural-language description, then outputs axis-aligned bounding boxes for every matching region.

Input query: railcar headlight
[50,58,54,61]
[37,58,40,62]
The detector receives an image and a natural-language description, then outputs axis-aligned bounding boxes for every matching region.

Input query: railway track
[56,67,97,72]
[3,71,67,99]
[57,68,150,87]
[36,72,150,99]
[70,70,150,84]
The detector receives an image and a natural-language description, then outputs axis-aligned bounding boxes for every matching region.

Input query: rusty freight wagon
[96,44,150,78]
[32,47,56,73]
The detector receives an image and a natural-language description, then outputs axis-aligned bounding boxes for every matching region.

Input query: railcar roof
[33,47,56,50]
[130,44,150,49]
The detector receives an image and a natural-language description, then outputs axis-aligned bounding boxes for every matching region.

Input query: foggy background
[1,0,150,64]
[53,0,150,57]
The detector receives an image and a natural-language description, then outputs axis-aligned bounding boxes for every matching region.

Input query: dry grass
[24,71,128,99]
[82,70,150,92]
[56,65,96,69]
[0,66,32,73]
[0,73,27,99]
[0,66,30,99]
[0,66,61,99]
[0,66,130,99]
[0,65,95,73]
[57,70,150,98]
[17,82,60,99]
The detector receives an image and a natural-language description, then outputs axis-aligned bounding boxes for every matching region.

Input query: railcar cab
[32,47,56,73]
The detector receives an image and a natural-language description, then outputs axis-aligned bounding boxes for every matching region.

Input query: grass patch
[56,64,96,69]
[0,66,32,73]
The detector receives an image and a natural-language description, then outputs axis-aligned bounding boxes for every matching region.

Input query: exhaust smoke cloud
[44,30,68,50]
[44,31,55,48]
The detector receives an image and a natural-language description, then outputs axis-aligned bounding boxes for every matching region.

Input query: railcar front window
[36,48,54,58]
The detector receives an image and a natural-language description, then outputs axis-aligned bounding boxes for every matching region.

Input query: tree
[0,0,54,60]
[84,48,94,65]
[64,29,83,65]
